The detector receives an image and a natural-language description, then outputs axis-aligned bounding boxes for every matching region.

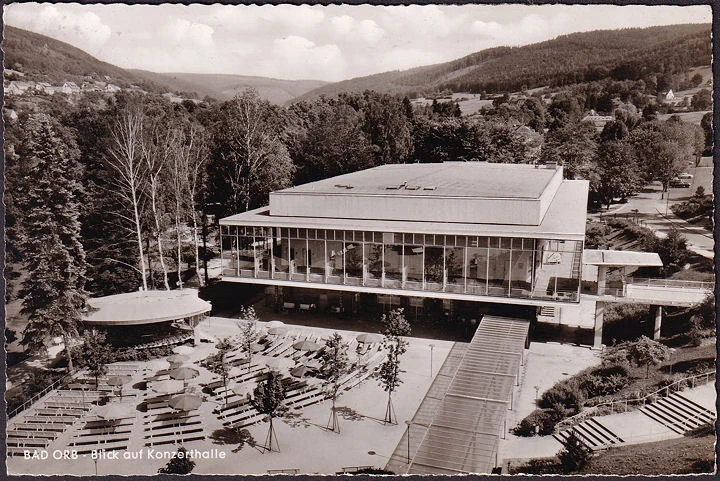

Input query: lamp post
[404,420,412,464]
[429,344,435,377]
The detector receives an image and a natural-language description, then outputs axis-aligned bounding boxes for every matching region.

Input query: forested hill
[2,26,327,103]
[139,72,328,105]
[294,23,711,102]
[3,26,189,95]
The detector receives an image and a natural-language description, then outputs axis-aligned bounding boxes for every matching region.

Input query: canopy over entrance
[408,316,530,475]
[82,289,211,326]
[582,249,663,267]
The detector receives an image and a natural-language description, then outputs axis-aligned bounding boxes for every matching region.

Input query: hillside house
[104,84,121,93]
[581,110,615,132]
[60,82,81,94]
[665,90,675,101]
[3,68,25,79]
[81,82,100,92]
[35,82,54,94]
[6,81,35,95]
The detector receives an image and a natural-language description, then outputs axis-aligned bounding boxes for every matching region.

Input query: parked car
[678,172,694,180]
[669,177,692,188]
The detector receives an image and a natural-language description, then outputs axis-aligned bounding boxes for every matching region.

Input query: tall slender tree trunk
[176,203,183,289]
[190,203,203,287]
[131,186,148,291]
[149,177,170,290]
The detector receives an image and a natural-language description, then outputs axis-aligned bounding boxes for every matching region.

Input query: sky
[3,3,712,82]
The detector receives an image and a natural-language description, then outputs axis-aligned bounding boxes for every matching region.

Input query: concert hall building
[218,162,599,322]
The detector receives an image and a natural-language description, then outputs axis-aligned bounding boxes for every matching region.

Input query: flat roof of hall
[222,180,589,240]
[276,162,560,199]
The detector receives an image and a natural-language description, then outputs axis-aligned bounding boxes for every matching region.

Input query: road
[590,156,714,259]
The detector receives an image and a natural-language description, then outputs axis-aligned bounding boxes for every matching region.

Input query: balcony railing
[626,277,714,290]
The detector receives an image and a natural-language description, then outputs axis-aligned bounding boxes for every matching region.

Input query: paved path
[590,157,714,259]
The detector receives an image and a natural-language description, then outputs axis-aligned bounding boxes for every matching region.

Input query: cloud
[161,18,214,46]
[271,36,344,80]
[5,4,111,54]
[3,3,712,82]
[328,15,384,44]
[330,15,355,36]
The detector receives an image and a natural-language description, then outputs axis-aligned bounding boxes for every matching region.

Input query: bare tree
[105,103,148,290]
[168,129,186,289]
[213,89,294,213]
[178,124,208,286]
[141,121,176,290]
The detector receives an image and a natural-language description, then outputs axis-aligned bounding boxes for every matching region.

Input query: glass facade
[220,226,582,302]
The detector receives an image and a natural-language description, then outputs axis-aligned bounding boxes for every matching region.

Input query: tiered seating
[134,333,193,351]
[144,408,205,446]
[70,414,135,455]
[7,389,97,456]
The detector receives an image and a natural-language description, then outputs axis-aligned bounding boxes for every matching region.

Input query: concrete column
[597,265,607,295]
[654,305,663,340]
[593,301,605,349]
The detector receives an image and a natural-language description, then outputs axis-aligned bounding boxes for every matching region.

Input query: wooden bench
[36,408,87,417]
[7,437,50,448]
[145,432,205,447]
[14,422,67,432]
[23,415,77,424]
[8,430,58,440]
[44,402,93,410]
[71,433,131,446]
[146,400,170,411]
[145,424,203,439]
[146,417,201,430]
[7,446,35,457]
[77,426,133,436]
[83,419,134,430]
[147,411,198,423]
[75,440,129,455]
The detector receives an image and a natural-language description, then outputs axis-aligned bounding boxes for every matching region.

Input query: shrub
[580,373,628,398]
[539,382,584,414]
[513,408,564,436]
[558,431,592,473]
[509,457,563,475]
[585,222,610,249]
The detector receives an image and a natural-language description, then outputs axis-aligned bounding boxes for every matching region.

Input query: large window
[220,226,581,302]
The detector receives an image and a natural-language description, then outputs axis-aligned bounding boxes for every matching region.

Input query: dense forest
[296,24,711,100]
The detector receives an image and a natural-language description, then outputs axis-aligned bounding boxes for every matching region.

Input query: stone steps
[554,417,623,451]
[639,392,715,434]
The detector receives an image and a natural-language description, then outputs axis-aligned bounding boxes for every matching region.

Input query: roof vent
[386,181,407,190]
[334,184,354,189]
[405,185,421,190]
[423,186,437,191]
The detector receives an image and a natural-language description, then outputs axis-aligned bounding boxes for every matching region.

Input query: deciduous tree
[80,329,113,388]
[376,308,411,424]
[250,372,287,453]
[319,332,350,433]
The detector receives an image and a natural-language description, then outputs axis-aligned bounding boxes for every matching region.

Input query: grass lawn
[581,429,715,475]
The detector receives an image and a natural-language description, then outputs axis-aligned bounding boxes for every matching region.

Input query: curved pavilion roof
[82,289,211,326]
